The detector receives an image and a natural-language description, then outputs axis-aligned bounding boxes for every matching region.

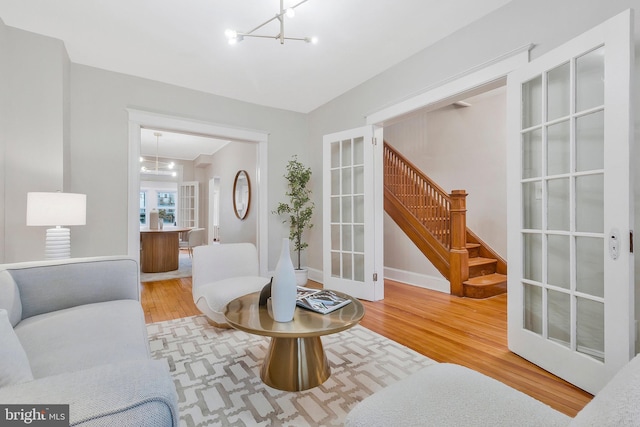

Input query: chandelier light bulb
[285,8,295,18]
[168,162,175,169]
[139,157,144,162]
[224,29,237,39]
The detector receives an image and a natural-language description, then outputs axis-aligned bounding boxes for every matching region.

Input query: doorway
[127,109,269,276]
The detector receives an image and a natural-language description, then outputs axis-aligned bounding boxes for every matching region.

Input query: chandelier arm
[230,0,313,45]
[289,0,309,11]
[244,14,280,36]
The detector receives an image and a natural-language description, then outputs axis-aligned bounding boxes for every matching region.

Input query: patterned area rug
[141,252,192,282]
[147,315,436,426]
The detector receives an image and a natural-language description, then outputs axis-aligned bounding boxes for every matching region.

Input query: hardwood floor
[141,276,592,417]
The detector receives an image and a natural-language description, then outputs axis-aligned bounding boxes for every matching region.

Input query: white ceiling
[140,128,229,160]
[0,0,512,114]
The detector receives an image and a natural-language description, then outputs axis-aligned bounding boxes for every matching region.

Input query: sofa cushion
[0,270,22,326]
[570,354,640,426]
[0,309,33,387]
[15,300,150,378]
[344,363,571,427]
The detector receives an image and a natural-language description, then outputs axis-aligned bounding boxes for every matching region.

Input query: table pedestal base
[260,336,330,391]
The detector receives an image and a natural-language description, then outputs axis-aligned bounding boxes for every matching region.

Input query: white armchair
[179,228,206,257]
[192,243,269,328]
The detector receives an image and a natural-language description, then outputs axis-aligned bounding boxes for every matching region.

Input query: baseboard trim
[383,267,450,293]
[282,266,448,294]
[308,267,323,284]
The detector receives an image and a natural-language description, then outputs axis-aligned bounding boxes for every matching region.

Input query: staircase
[384,142,506,299]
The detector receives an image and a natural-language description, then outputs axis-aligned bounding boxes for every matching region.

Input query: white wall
[0,23,70,262]
[203,141,257,245]
[68,64,307,270]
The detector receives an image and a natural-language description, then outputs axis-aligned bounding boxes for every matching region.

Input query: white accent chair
[192,243,269,328]
[179,228,206,257]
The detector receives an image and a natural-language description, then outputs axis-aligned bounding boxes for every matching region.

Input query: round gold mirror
[233,170,251,220]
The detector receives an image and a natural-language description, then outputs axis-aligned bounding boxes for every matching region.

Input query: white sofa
[345,355,640,426]
[0,256,178,426]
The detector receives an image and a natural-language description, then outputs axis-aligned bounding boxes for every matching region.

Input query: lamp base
[45,227,71,259]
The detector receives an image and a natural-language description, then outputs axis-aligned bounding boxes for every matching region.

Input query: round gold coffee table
[223,290,365,391]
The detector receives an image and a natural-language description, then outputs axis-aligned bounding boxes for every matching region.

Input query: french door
[507,10,634,393]
[323,126,383,301]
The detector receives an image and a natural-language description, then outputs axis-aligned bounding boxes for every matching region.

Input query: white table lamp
[26,192,87,259]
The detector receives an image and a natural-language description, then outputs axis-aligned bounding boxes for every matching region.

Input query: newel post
[449,190,468,296]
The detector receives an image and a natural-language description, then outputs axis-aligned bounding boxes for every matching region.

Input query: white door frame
[366,44,532,126]
[364,44,532,287]
[127,109,269,276]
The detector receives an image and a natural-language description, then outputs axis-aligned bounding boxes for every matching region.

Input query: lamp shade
[26,192,87,226]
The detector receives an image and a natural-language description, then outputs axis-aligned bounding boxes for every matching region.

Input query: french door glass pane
[547,120,570,175]
[523,182,542,229]
[523,129,542,179]
[331,170,340,195]
[354,195,365,223]
[547,234,570,289]
[331,252,340,277]
[576,110,604,172]
[342,253,353,280]
[354,225,365,252]
[342,168,352,194]
[547,62,570,121]
[547,178,570,231]
[341,196,352,223]
[354,166,364,193]
[523,233,542,282]
[524,283,543,334]
[548,289,571,347]
[354,254,365,282]
[331,225,340,251]
[576,174,604,233]
[577,297,604,361]
[523,76,542,128]
[331,197,340,222]
[331,143,340,168]
[353,137,364,164]
[576,46,605,113]
[341,139,352,166]
[342,225,352,251]
[576,236,604,297]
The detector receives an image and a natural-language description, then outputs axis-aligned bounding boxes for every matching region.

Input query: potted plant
[273,155,314,285]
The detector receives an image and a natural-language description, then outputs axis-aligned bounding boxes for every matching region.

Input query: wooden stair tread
[463,273,507,299]
[464,273,506,286]
[468,257,497,266]
[466,243,481,249]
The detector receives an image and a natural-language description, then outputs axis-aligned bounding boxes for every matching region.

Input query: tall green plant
[273,155,314,270]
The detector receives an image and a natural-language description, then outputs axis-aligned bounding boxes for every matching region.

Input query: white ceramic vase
[271,238,297,322]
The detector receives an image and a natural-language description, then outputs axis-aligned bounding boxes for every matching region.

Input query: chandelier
[225,0,317,45]
[140,132,177,177]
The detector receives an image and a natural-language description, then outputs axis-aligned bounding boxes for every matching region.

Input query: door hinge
[631,231,634,253]
[372,137,377,146]
[373,272,378,282]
